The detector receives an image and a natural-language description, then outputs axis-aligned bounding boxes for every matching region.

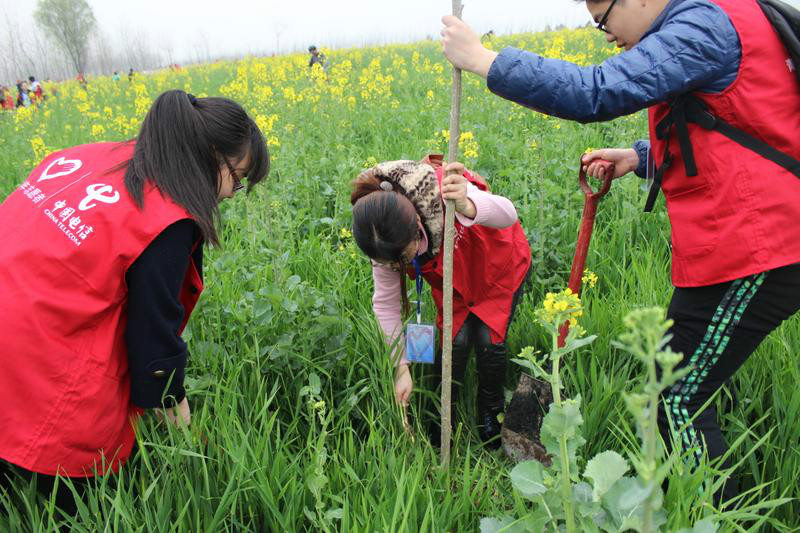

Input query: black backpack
[644,0,800,212]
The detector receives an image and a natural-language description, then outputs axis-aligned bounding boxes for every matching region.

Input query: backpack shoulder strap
[683,95,800,178]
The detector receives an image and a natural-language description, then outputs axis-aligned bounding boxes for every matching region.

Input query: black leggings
[659,262,800,501]
[434,312,509,414]
[0,443,138,516]
[432,270,530,415]
[0,459,84,516]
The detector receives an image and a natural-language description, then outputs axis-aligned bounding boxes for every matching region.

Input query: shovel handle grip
[579,159,614,199]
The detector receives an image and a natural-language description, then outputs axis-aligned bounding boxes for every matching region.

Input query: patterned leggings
[659,262,800,502]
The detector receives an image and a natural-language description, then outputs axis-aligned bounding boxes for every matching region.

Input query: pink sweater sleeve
[371,263,409,366]
[455,183,518,228]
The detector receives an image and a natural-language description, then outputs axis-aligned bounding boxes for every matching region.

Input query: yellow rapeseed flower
[536,288,583,328]
[459,131,479,160]
[30,136,47,162]
[582,269,598,289]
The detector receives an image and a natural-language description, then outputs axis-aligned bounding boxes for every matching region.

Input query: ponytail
[123,89,270,246]
[350,169,383,205]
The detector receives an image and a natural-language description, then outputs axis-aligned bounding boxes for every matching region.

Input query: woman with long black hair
[0,89,270,510]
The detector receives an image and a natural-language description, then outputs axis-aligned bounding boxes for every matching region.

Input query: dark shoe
[477,409,503,449]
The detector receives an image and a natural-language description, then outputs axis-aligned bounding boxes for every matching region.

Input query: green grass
[0,27,798,532]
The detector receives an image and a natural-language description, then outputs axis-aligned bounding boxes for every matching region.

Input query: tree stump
[501,374,553,466]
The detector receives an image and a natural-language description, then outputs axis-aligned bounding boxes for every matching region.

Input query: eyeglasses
[401,231,422,263]
[223,157,246,193]
[596,0,620,33]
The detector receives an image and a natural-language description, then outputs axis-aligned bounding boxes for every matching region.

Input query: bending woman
[0,90,269,508]
[351,157,531,447]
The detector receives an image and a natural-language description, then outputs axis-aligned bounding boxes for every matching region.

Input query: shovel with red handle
[557,159,615,348]
[502,158,614,464]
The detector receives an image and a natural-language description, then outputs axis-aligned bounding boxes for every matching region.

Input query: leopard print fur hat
[361,159,445,256]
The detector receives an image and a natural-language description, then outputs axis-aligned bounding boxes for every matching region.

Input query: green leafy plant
[484,301,718,533]
[299,373,343,533]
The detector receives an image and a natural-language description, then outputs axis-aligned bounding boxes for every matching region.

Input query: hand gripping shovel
[557,159,614,346]
[502,159,614,464]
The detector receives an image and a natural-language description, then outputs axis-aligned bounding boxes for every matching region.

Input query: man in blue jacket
[441,0,800,506]
[443,0,741,176]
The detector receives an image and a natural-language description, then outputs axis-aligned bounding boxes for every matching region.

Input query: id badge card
[406,322,435,364]
[406,258,435,364]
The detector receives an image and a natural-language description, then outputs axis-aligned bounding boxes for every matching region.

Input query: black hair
[351,170,419,314]
[123,89,270,246]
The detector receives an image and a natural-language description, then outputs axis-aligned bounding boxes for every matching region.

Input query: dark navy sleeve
[125,219,203,409]
[633,140,651,178]
[486,0,740,123]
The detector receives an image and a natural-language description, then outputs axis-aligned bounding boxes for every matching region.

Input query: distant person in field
[0,86,13,110]
[442,0,800,504]
[350,155,531,448]
[128,67,135,82]
[76,72,87,90]
[308,45,328,70]
[112,71,121,81]
[0,90,270,514]
[15,81,31,107]
[28,76,43,103]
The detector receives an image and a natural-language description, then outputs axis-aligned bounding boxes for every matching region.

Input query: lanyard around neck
[412,257,423,324]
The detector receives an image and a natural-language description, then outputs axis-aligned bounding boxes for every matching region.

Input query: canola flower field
[1,28,799,533]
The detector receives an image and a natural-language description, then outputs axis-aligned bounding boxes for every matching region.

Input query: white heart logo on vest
[38,157,83,183]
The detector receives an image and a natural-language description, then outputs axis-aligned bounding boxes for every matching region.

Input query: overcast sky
[1,0,593,62]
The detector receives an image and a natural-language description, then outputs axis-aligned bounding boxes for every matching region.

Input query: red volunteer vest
[0,142,203,477]
[648,0,800,287]
[408,167,532,344]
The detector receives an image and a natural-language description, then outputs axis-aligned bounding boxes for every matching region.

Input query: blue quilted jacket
[486,0,742,176]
